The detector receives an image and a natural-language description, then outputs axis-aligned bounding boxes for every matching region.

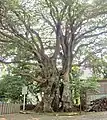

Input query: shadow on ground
[0,112,107,120]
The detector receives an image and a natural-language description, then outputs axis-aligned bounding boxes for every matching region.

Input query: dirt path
[0,112,107,120]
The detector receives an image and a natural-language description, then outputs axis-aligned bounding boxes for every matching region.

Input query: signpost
[22,86,27,111]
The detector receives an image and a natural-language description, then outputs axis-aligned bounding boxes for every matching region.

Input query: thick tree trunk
[43,70,72,112]
[80,90,87,111]
[35,73,73,112]
[43,91,53,112]
[35,58,73,112]
[43,75,60,112]
[62,72,72,112]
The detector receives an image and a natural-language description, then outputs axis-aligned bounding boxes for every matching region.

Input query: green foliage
[87,54,107,78]
[0,63,42,103]
[0,75,26,103]
[80,76,99,91]
[70,67,99,104]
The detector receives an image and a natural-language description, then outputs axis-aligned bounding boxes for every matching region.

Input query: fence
[0,103,20,115]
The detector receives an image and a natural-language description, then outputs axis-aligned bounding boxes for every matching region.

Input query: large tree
[0,0,107,112]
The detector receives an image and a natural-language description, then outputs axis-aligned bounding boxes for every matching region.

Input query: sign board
[22,86,27,95]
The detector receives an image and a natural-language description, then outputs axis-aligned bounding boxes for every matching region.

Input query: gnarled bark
[42,65,60,112]
[61,72,72,112]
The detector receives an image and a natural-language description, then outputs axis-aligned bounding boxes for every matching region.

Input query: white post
[22,86,27,111]
[23,94,26,111]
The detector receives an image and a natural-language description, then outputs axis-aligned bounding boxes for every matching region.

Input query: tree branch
[0,59,37,65]
[41,13,55,30]
[74,39,96,57]
[52,22,61,59]
[30,29,44,53]
[20,72,46,83]
[75,24,107,41]
[84,31,107,38]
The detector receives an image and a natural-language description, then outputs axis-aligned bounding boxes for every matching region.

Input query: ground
[0,112,107,120]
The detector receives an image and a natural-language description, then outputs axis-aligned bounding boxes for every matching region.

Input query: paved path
[0,112,107,120]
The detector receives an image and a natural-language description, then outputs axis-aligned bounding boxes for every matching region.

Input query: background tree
[0,65,42,104]
[70,66,99,108]
[83,52,107,79]
[0,75,25,103]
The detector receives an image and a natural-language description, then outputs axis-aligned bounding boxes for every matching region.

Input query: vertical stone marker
[22,86,27,111]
